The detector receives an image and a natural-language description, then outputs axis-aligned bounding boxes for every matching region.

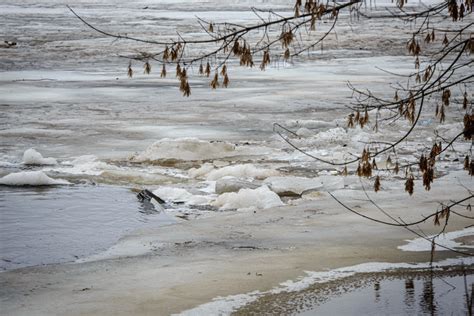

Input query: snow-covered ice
[213,185,283,210]
[0,171,69,186]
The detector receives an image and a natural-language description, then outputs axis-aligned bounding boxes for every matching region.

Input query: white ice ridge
[398,227,474,252]
[213,185,283,211]
[22,148,57,165]
[177,257,474,316]
[0,171,70,186]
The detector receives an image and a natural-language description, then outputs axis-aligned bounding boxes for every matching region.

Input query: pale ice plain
[0,0,473,315]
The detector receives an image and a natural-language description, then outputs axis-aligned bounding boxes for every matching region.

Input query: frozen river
[0,3,472,315]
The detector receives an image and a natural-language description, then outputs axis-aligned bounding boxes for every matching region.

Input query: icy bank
[398,227,474,252]
[22,148,57,165]
[0,171,69,186]
[213,186,283,210]
[178,257,474,316]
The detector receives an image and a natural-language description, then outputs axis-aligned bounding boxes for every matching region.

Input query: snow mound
[207,164,278,181]
[0,171,69,186]
[213,186,283,210]
[153,187,210,205]
[132,138,236,162]
[264,176,323,195]
[22,148,57,165]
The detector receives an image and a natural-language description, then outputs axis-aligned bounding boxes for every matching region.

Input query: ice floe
[206,164,278,181]
[153,186,211,205]
[22,148,57,165]
[0,171,69,186]
[213,186,283,210]
[264,176,323,195]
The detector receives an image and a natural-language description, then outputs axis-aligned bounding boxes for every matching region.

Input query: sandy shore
[1,185,472,315]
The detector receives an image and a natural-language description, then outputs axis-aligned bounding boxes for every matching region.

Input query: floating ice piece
[398,227,474,252]
[22,148,57,165]
[264,176,323,196]
[213,186,283,210]
[132,138,236,162]
[0,171,69,186]
[207,164,278,181]
[215,178,259,194]
[153,186,211,205]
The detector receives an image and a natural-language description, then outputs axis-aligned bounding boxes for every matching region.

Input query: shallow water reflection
[0,185,175,271]
[299,272,473,316]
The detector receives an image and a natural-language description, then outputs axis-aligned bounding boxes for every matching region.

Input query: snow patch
[0,171,69,186]
[22,148,57,165]
[398,227,474,252]
[213,186,283,210]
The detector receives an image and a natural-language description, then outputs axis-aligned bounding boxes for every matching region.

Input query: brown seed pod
[374,175,381,192]
[405,176,414,195]
[198,63,204,75]
[176,64,181,77]
[163,46,169,61]
[160,64,167,78]
[127,62,133,78]
[394,161,400,174]
[205,62,211,77]
[422,167,434,191]
[220,64,227,76]
[347,114,354,128]
[210,72,219,89]
[144,61,151,75]
[284,48,290,60]
[223,73,229,88]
